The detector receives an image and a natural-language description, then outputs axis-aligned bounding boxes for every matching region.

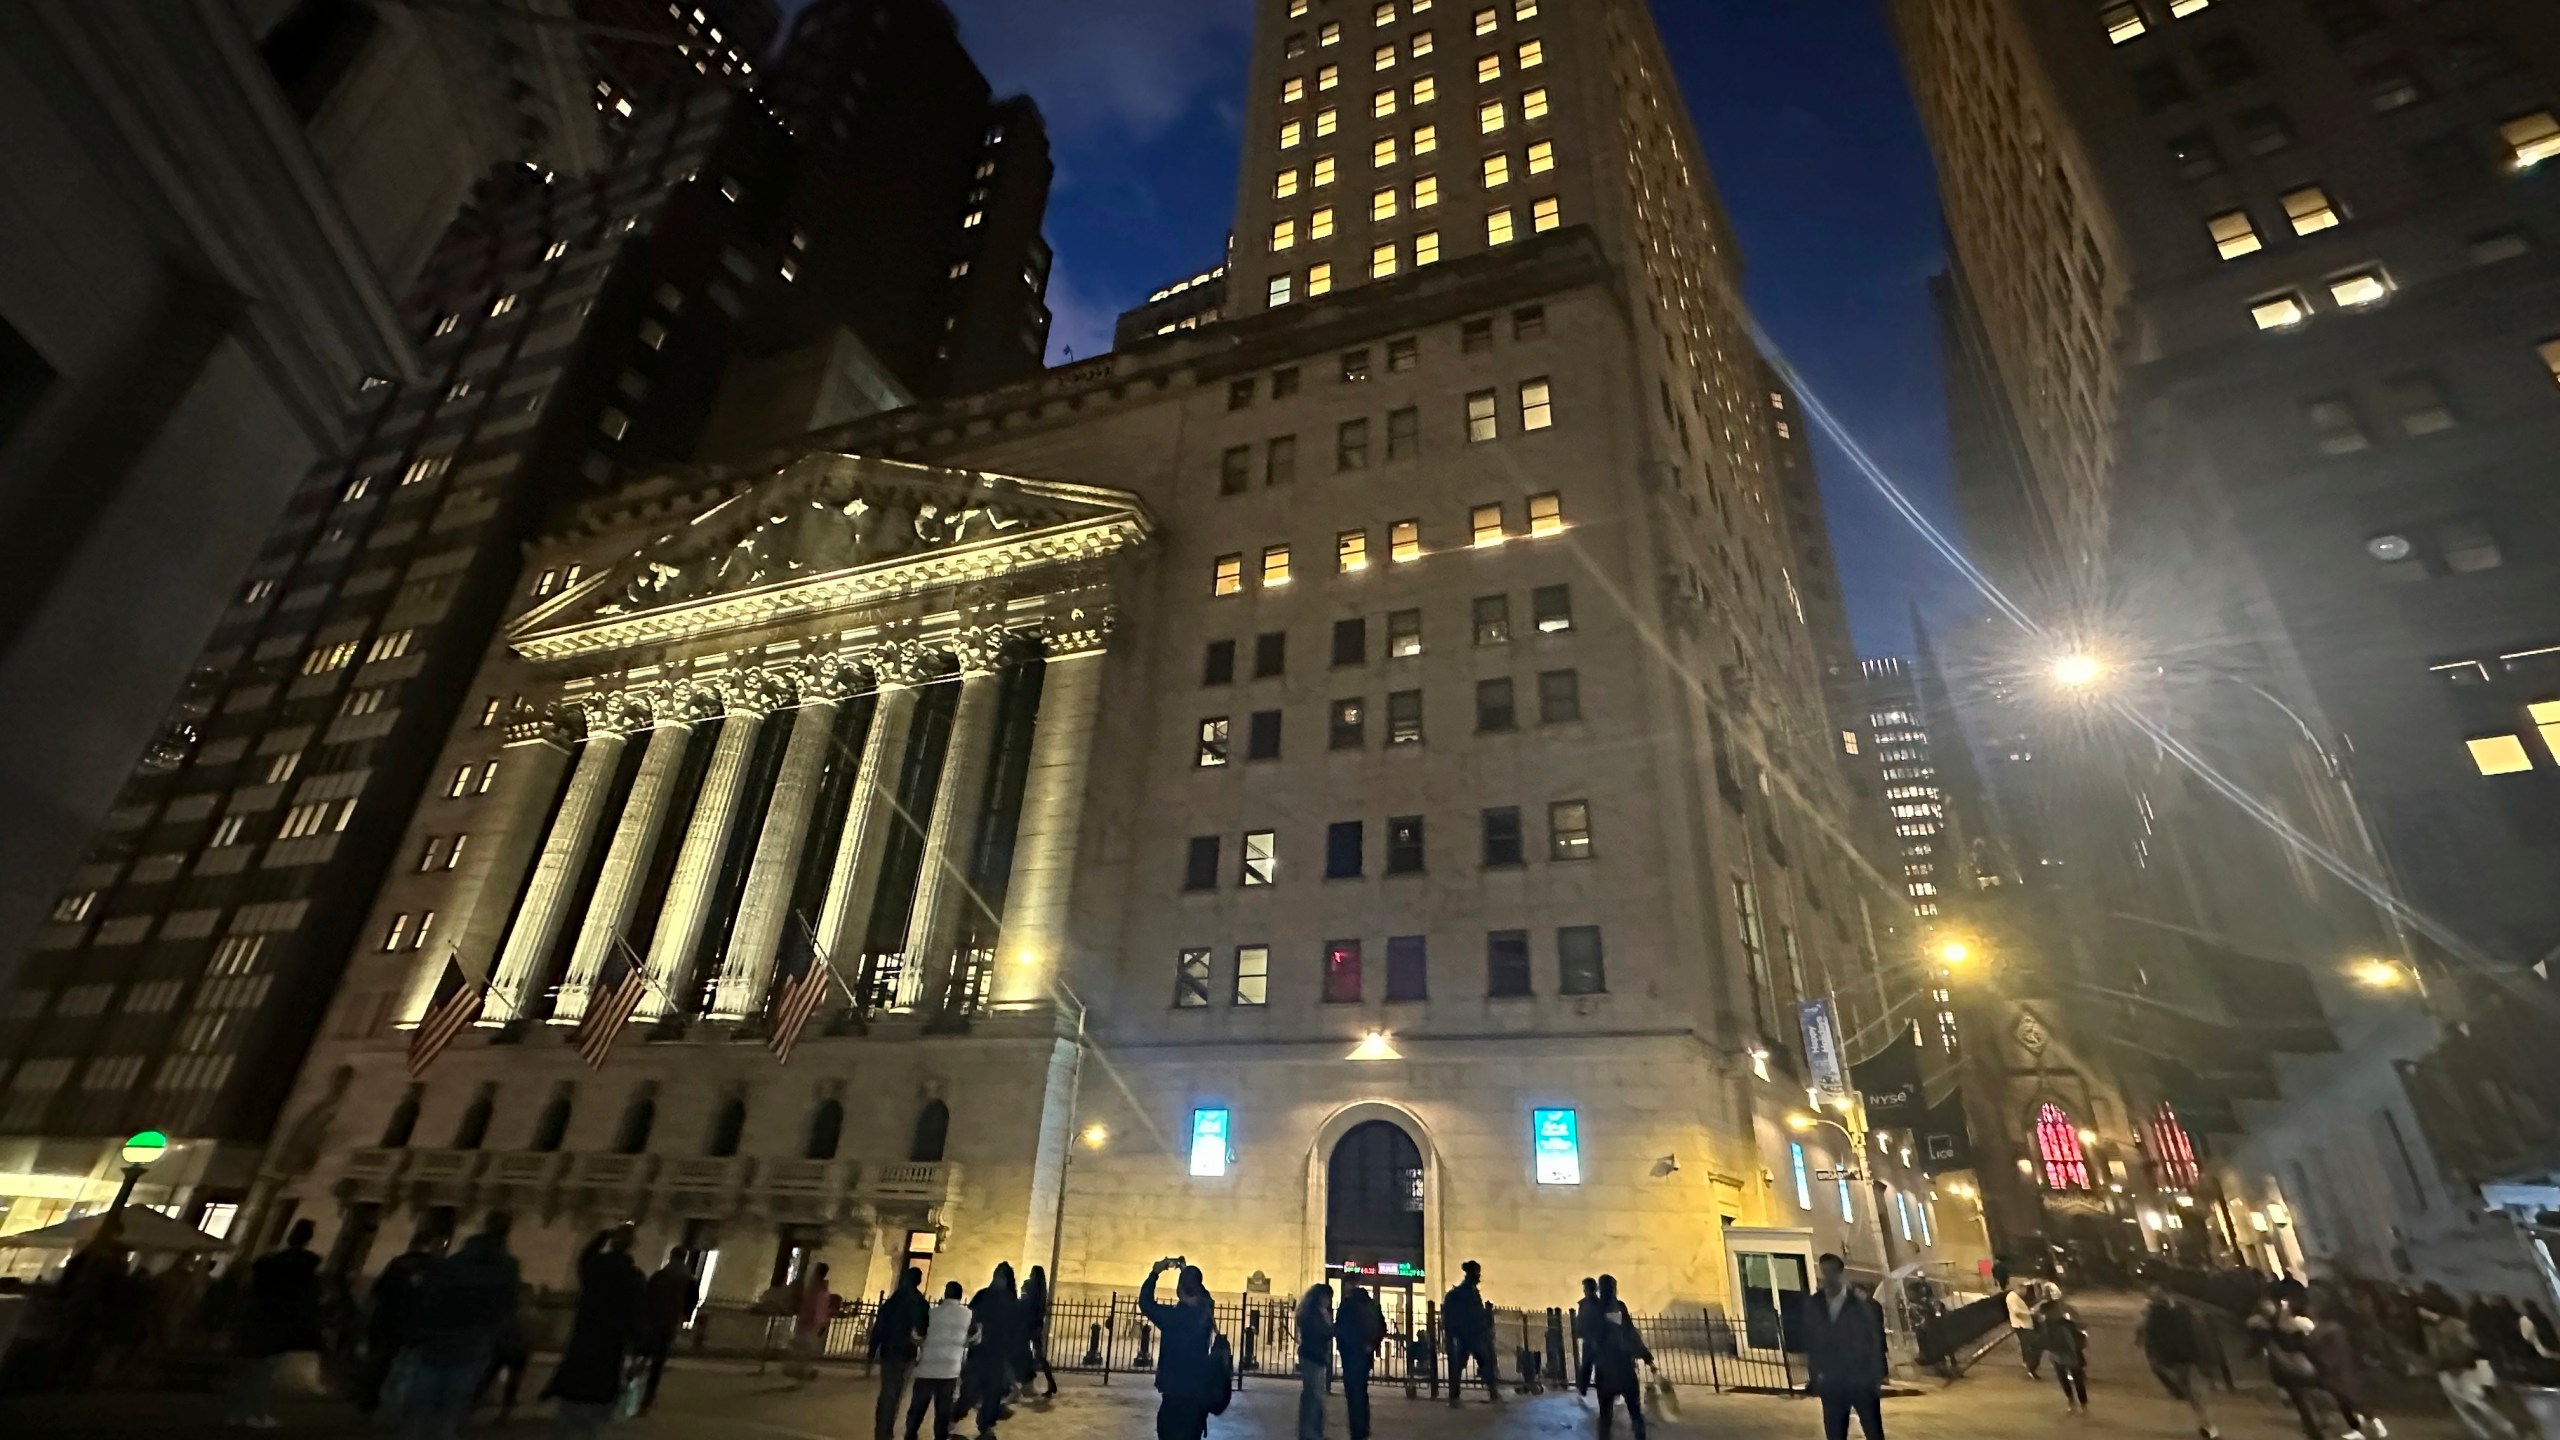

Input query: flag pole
[791,911,864,1011]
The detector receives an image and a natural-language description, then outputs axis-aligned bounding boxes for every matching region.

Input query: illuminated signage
[1190,1108,1230,1177]
[1532,1108,1580,1185]
[1791,1142,1813,1210]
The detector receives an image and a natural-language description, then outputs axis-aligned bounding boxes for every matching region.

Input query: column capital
[792,655,863,704]
[504,703,582,749]
[717,668,796,718]
[948,622,1019,677]
[864,637,945,690]
[1037,604,1117,659]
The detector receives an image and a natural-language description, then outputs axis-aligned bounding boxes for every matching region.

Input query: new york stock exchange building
[262,244,1959,1323]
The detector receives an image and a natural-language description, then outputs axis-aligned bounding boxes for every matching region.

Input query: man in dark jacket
[1441,1260,1503,1405]
[1801,1254,1887,1440]
[359,1231,445,1413]
[1574,1278,1603,1396]
[1591,1274,1654,1440]
[1336,1282,1386,1440]
[2138,1286,2220,1438]
[1140,1257,1217,1440]
[636,1246,699,1415]
[544,1226,647,1436]
[870,1267,932,1440]
[229,1218,324,1427]
[405,1214,521,1440]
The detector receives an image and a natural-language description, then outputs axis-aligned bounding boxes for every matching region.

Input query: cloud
[942,0,1253,142]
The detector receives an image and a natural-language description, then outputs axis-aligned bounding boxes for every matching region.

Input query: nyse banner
[1797,997,1848,1097]
[1919,1092,1974,1175]
[1854,1032,1925,1130]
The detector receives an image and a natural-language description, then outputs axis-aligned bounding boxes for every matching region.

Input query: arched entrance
[1325,1120,1426,1335]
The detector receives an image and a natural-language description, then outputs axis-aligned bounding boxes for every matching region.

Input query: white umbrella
[0,1207,232,1254]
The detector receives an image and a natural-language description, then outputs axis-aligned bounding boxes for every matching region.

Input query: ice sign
[1532,1108,1580,1185]
[1190,1108,1231,1177]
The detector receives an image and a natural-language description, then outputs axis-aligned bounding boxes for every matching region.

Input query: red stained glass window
[2037,1103,2091,1190]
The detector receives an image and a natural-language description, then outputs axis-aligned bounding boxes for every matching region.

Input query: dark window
[260,0,381,120]
[2307,0,2382,42]
[1532,584,1574,633]
[2362,61,2426,112]
[615,1093,657,1154]
[1342,349,1372,382]
[1461,317,1495,352]
[2165,130,2223,179]
[1286,29,1308,56]
[1386,815,1425,874]
[1476,677,1516,732]
[1330,698,1366,749]
[2409,132,2486,186]
[1267,434,1299,485]
[805,1100,843,1160]
[531,1089,573,1151]
[380,1086,422,1148]
[1323,939,1363,1003]
[1247,709,1283,760]
[1273,366,1302,397]
[910,1100,949,1162]
[1220,445,1252,494]
[1184,835,1221,891]
[1473,594,1511,645]
[1386,406,1420,459]
[1538,668,1581,723]
[707,1097,747,1156]
[1387,608,1422,657]
[1229,378,1257,410]
[0,316,57,454]
[2444,31,2519,84]
[1388,337,1419,371]
[1386,935,1428,1001]
[1336,418,1373,471]
[1513,305,1547,339]
[1558,926,1606,995]
[2194,36,2259,86]
[1175,948,1213,1007]
[2130,60,2191,112]
[1203,639,1236,685]
[1326,820,1365,878]
[1487,930,1532,997]
[452,1090,495,1150]
[1482,806,1525,867]
[1387,689,1423,744]
[1254,631,1288,678]
[2234,105,2295,155]
[1332,617,1368,666]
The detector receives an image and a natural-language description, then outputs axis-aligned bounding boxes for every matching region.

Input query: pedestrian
[542,1224,646,1438]
[636,1246,699,1414]
[1440,1259,1503,1404]
[55,1215,132,1388]
[1296,1283,1336,1440]
[230,1217,324,1429]
[869,1266,932,1440]
[2257,1300,2331,1440]
[2273,1272,2310,1313]
[1590,1274,1654,1440]
[2417,1295,2521,1440]
[1335,1282,1384,1440]
[2007,1280,2045,1380]
[966,1262,1022,1437]
[788,1261,839,1381]
[1019,1265,1058,1399]
[399,1214,520,1440]
[908,1281,974,1440]
[2039,1291,2090,1414]
[1801,1253,1887,1440]
[1139,1256,1218,1440]
[1574,1277,1603,1396]
[2301,1308,2385,1440]
[360,1230,446,1413]
[2136,1285,2221,1439]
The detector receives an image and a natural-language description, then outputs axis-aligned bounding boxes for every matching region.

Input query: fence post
[1425,1299,1441,1400]
[1102,1292,1119,1386]
[1707,1314,1722,1393]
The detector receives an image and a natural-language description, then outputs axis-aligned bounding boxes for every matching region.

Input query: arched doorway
[1325,1120,1426,1335]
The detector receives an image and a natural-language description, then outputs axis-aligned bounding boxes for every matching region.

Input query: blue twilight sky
[791,0,1970,658]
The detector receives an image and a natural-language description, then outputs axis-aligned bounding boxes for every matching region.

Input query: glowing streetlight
[2350,958,2408,990]
[1347,1029,1402,1061]
[1079,1122,1110,1150]
[1936,940,1973,966]
[109,1128,168,1215]
[2050,653,2109,690]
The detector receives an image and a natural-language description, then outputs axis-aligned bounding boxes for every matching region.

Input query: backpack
[1203,1332,1235,1415]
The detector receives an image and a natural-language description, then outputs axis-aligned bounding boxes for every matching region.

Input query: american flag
[767,942,836,1066]
[407,954,484,1077]
[575,944,650,1070]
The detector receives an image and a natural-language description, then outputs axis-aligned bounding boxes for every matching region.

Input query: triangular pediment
[509,452,1152,662]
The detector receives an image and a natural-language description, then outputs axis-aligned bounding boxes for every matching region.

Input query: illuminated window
[1175,949,1213,1007]
[1550,800,1592,860]
[1523,86,1549,121]
[1373,186,1400,221]
[1518,39,1544,67]
[1213,553,1244,596]
[2036,1104,2092,1189]
[1515,0,1537,14]
[1484,153,1512,188]
[1521,377,1553,429]
[1322,938,1364,1002]
[1268,275,1294,307]
[1527,491,1563,535]
[1372,242,1399,279]
[2329,268,2390,307]
[489,293,518,317]
[1474,7,1498,34]
[1487,207,1516,245]
[1196,717,1231,767]
[1262,545,1293,587]
[1189,1108,1230,1177]
[2207,210,2262,260]
[1312,204,1336,238]
[2468,734,2532,775]
[1414,174,1440,209]
[1532,196,1560,232]
[1478,52,1502,84]
[1315,155,1338,187]
[2251,293,2309,330]
[1791,1142,1813,1209]
[1373,136,1401,167]
[1271,218,1298,252]
[1375,43,1396,71]
[1467,389,1499,441]
[1235,945,1270,1005]
[1284,76,1307,104]
[1320,62,1340,92]
[2102,3,2146,44]
[1527,139,1555,174]
[1374,0,1394,21]
[1282,120,1304,150]
[1308,262,1334,297]
[2282,185,2340,235]
[2152,1104,2201,1188]
[1413,30,1435,59]
[1374,87,1397,118]
[1390,521,1423,565]
[1480,99,1507,134]
[383,913,413,951]
[1242,830,1277,884]
[1415,230,1442,265]
[2170,0,2209,13]
[1413,74,1438,105]
[1338,529,1369,572]
[2503,111,2560,169]
[1471,503,1505,546]
[1413,123,1438,156]
[1322,20,1341,45]
[1313,109,1337,139]
[1532,583,1572,632]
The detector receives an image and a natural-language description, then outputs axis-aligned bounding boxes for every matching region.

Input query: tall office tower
[760,0,1057,397]
[1889,0,2560,1287]
[0,2,1062,1237]
[1849,660,1961,923]
[579,0,780,126]
[233,0,1966,1313]
[0,0,621,981]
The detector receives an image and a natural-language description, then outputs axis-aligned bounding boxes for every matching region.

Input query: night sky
[798,0,1970,658]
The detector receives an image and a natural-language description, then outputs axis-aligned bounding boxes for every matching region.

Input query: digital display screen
[1190,1108,1230,1177]
[1532,1108,1581,1185]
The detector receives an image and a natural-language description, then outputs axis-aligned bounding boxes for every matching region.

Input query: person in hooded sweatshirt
[966,1263,1022,1438]
[870,1266,932,1440]
[907,1281,975,1440]
[543,1226,645,1438]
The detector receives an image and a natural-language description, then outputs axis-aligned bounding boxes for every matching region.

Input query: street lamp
[2050,653,2109,690]
[2350,957,2410,990]
[109,1128,167,1215]
[1935,940,1973,967]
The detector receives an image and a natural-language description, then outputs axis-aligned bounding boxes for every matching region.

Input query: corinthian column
[638,677,778,1018]
[992,619,1112,1005]
[709,665,854,1020]
[810,645,931,981]
[906,629,1015,1017]
[487,705,633,1019]
[396,708,573,1024]
[551,691,699,1021]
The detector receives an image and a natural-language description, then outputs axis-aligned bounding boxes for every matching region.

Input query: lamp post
[109,1129,168,1216]
[1788,1107,1897,1273]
